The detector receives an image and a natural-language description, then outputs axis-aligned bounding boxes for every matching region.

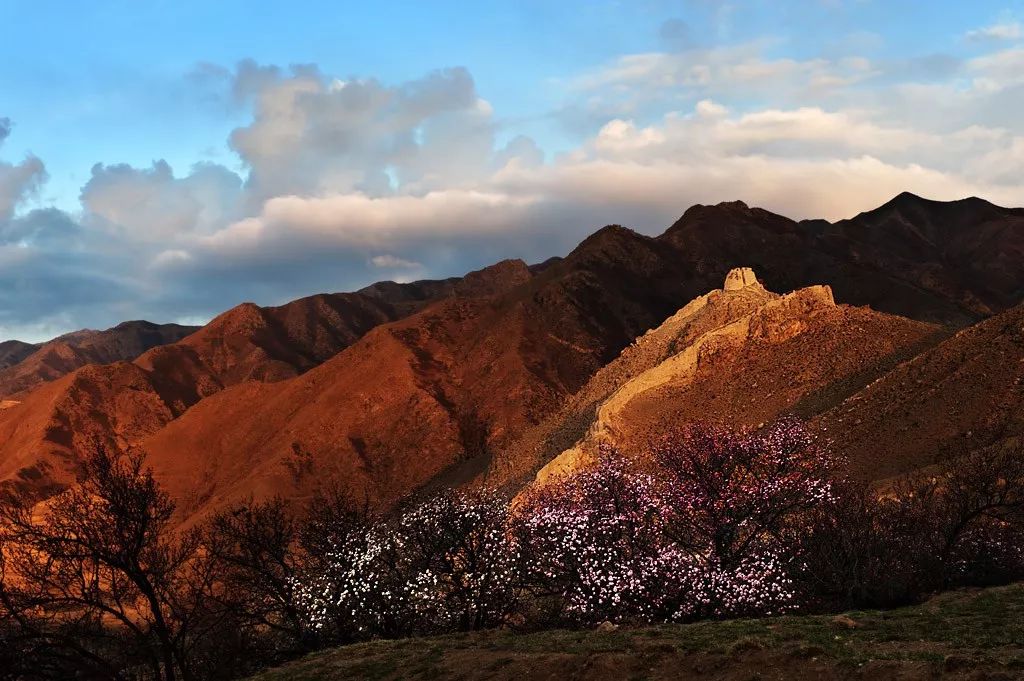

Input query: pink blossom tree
[652,418,841,618]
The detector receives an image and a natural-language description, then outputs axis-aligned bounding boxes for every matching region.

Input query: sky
[2,0,1024,341]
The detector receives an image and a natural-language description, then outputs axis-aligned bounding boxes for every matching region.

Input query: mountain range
[1,192,1022,523]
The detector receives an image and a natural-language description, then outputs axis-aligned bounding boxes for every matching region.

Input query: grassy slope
[252,583,1024,680]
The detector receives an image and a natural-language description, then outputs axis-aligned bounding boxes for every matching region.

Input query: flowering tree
[293,487,520,638]
[292,515,412,641]
[514,449,679,624]
[651,418,840,618]
[800,444,1024,609]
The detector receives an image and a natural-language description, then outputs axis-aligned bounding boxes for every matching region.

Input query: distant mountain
[660,193,1024,326]
[0,321,199,398]
[2,193,1023,518]
[0,340,37,370]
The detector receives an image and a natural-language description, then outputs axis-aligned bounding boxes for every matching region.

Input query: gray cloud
[227,62,489,203]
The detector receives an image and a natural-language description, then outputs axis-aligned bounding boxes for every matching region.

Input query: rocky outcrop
[723,267,760,291]
[532,270,937,484]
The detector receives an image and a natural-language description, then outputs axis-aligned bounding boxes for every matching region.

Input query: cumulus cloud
[226,61,494,203]
[81,160,243,240]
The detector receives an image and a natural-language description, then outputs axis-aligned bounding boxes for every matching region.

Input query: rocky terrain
[517,268,942,486]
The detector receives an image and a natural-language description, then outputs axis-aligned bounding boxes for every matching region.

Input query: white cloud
[965,22,1022,42]
[0,119,47,225]
[566,42,880,121]
[200,190,541,254]
[81,160,243,241]
[226,62,495,203]
[370,254,421,269]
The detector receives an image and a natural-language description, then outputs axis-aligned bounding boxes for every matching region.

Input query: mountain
[138,237,713,521]
[513,269,941,485]
[0,266,506,500]
[0,321,199,398]
[1,193,1023,517]
[660,193,1024,326]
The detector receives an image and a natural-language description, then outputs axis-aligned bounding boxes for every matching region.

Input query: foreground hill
[252,583,1024,681]
[498,268,940,485]
[0,321,199,398]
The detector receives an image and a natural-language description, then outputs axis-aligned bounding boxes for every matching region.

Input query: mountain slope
[0,340,37,370]
[815,300,1024,480]
[139,227,719,521]
[0,362,175,499]
[0,264,521,500]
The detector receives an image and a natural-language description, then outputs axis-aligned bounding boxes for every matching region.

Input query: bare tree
[0,447,210,681]
[203,498,314,654]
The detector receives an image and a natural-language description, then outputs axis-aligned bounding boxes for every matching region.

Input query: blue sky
[2,1,1024,340]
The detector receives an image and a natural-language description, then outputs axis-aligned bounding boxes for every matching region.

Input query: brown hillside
[140,227,714,522]
[0,362,175,499]
[0,264,522,500]
[815,300,1024,480]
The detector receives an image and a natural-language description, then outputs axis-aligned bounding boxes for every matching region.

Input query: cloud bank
[4,25,1024,341]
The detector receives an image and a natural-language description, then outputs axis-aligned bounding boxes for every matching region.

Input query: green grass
[251,583,1024,680]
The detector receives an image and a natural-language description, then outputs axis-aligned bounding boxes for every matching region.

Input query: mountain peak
[863,191,1010,220]
[453,259,532,298]
[674,200,752,223]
